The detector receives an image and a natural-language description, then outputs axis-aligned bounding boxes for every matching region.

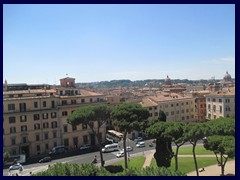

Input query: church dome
[223,71,232,82]
[165,75,172,85]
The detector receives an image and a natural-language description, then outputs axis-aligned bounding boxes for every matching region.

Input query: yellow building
[3,77,107,158]
[205,87,235,120]
[141,92,196,122]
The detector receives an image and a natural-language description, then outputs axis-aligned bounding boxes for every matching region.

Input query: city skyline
[3,4,235,84]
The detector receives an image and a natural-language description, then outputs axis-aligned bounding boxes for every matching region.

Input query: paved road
[3,139,201,176]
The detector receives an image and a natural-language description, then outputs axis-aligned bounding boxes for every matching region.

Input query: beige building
[3,77,107,158]
[205,87,235,120]
[141,92,196,122]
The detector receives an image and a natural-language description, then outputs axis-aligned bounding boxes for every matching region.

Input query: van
[102,143,119,153]
[49,145,66,155]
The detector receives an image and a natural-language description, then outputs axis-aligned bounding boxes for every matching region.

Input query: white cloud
[211,57,235,64]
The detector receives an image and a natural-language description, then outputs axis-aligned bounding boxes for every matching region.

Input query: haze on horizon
[3,4,235,85]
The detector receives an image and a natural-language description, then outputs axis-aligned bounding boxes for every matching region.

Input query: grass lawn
[113,156,146,169]
[151,157,217,174]
[173,145,214,155]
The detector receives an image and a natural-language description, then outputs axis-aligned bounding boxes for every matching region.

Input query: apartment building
[141,92,196,122]
[3,77,107,158]
[205,87,235,120]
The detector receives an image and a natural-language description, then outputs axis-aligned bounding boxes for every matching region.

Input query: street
[3,139,201,176]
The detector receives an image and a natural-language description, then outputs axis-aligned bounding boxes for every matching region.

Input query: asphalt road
[3,139,202,176]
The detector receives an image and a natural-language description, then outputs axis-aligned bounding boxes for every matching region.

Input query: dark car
[39,156,52,163]
[79,144,92,151]
[49,145,66,155]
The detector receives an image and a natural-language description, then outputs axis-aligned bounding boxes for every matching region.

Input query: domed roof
[165,75,172,85]
[223,71,232,82]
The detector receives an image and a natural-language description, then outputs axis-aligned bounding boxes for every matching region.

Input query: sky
[3,4,235,84]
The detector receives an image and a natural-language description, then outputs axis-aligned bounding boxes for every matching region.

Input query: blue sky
[3,4,235,84]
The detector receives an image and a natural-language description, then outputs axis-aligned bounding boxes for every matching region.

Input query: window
[90,98,93,103]
[71,99,77,104]
[186,116,189,120]
[22,137,27,143]
[51,121,58,129]
[53,131,57,138]
[97,98,100,102]
[64,125,68,132]
[149,107,152,110]
[60,91,63,95]
[171,104,174,107]
[181,103,184,106]
[186,109,189,113]
[176,110,179,114]
[51,101,55,108]
[212,98,216,102]
[154,107,157,110]
[81,99,85,103]
[34,114,40,120]
[62,111,68,116]
[200,104,203,108]
[220,106,222,113]
[171,111,174,115]
[214,115,216,119]
[213,105,216,112]
[44,133,48,140]
[182,117,185,120]
[72,125,77,131]
[82,123,87,130]
[43,113,48,119]
[154,112,158,116]
[165,112,169,116]
[186,102,188,105]
[20,115,27,122]
[37,145,40,151]
[208,114,211,119]
[73,137,78,147]
[207,98,210,102]
[8,104,15,111]
[36,134,40,141]
[21,125,27,132]
[83,135,88,144]
[34,123,40,130]
[208,104,211,110]
[43,101,47,107]
[10,127,16,133]
[9,116,16,124]
[191,108,193,112]
[45,143,49,150]
[165,104,168,108]
[11,138,16,145]
[43,122,49,129]
[51,112,57,118]
[181,110,184,113]
[225,99,230,103]
[191,115,194,118]
[19,103,26,112]
[64,139,69,147]
[62,100,67,105]
[34,102,38,108]
[176,103,179,106]
[219,99,222,103]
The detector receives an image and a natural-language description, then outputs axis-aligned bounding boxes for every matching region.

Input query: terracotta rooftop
[140,98,158,107]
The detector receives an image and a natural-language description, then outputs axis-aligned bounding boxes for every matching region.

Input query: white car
[136,142,145,148]
[9,163,23,171]
[116,151,125,158]
[122,146,133,152]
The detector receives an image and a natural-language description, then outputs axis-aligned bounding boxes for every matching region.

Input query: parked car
[136,142,145,148]
[49,145,66,155]
[116,151,125,158]
[79,144,92,151]
[134,137,143,143]
[39,156,52,163]
[9,163,23,171]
